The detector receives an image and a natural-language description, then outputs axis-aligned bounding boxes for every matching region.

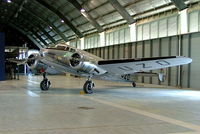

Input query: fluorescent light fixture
[61,20,64,23]
[14,13,18,18]
[7,0,12,3]
[80,8,85,13]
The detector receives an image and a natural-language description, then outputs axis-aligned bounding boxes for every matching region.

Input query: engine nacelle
[27,53,41,70]
[69,53,106,75]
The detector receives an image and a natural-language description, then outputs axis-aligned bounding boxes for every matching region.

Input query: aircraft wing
[6,58,27,65]
[98,56,192,75]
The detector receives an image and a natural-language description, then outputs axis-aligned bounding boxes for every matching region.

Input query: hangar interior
[1,0,200,88]
[1,0,200,134]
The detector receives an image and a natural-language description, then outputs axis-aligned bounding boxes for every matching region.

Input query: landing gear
[40,72,51,91]
[132,81,136,87]
[83,77,94,94]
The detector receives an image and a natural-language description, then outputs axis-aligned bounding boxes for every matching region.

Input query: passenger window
[65,47,69,51]
[56,46,66,50]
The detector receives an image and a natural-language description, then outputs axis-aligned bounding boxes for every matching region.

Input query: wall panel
[100,47,105,59]
[94,48,97,56]
[114,45,119,59]
[160,38,170,85]
[96,48,101,57]
[181,35,190,88]
[131,43,136,58]
[114,31,119,45]
[109,46,114,59]
[159,19,167,37]
[144,40,151,83]
[190,33,200,88]
[104,47,109,59]
[124,44,129,58]
[170,36,178,86]
[189,11,199,33]
[136,42,143,58]
[152,39,160,85]
[136,42,143,82]
[119,44,124,59]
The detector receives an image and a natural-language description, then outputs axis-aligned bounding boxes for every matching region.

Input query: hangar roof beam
[12,0,27,18]
[107,0,135,24]
[14,13,55,46]
[35,0,83,38]
[38,25,56,44]
[23,9,69,42]
[170,0,188,11]
[67,0,103,32]
[17,19,48,47]
[12,20,48,47]
[31,30,48,47]
[19,12,56,45]
[8,23,42,48]
[12,2,68,42]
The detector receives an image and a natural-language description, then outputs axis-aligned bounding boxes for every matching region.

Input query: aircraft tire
[132,82,136,87]
[83,80,93,94]
[40,79,51,91]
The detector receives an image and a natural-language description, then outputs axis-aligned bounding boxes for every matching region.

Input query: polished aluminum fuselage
[39,46,127,82]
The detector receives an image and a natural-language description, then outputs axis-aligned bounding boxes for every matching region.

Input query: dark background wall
[3,26,37,49]
[0,32,5,81]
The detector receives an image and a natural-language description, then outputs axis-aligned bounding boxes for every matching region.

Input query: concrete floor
[0,75,200,134]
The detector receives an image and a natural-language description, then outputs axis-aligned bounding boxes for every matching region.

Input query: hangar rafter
[35,0,83,38]
[107,0,135,24]
[17,12,56,45]
[8,23,42,48]
[170,0,188,11]
[15,18,48,47]
[11,2,68,42]
[12,14,52,46]
[67,0,103,33]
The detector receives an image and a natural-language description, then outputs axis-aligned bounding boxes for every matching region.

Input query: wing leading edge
[98,56,192,75]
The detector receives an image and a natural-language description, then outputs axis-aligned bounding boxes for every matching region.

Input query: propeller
[70,53,82,67]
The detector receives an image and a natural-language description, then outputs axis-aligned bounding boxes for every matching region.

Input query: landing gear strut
[132,81,136,87]
[40,72,51,91]
[83,77,94,94]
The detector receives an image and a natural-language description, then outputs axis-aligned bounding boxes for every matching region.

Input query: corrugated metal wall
[86,32,200,89]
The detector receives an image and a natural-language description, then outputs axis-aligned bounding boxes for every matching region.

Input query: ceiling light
[7,0,11,2]
[14,13,18,18]
[80,8,85,13]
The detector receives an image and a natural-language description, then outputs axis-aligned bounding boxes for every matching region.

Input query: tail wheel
[83,80,94,94]
[132,82,136,87]
[40,79,51,91]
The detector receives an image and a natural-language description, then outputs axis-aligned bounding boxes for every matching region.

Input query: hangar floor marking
[82,95,200,133]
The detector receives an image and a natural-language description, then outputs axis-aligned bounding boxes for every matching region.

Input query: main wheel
[83,80,94,94]
[132,82,136,87]
[40,79,51,91]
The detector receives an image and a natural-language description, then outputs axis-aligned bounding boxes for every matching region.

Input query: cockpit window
[46,45,77,52]
[70,48,76,53]
[56,46,66,50]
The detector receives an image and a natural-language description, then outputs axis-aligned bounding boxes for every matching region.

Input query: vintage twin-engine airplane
[11,44,192,94]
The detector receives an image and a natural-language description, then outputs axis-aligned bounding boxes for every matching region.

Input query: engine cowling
[69,53,106,75]
[27,53,41,69]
